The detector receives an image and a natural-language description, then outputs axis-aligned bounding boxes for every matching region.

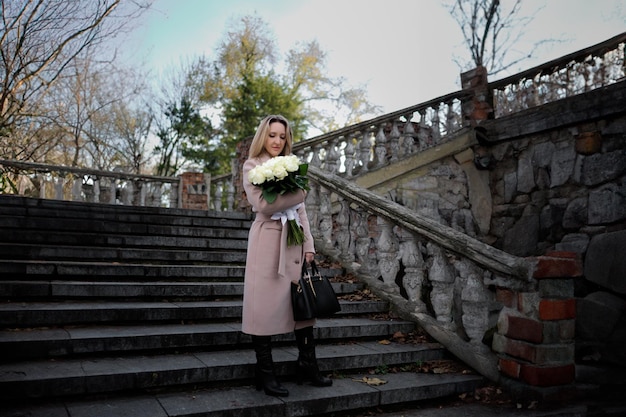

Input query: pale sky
[121,0,626,114]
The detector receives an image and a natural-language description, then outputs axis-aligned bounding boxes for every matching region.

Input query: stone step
[0,341,453,401]
[1,370,484,416]
[0,260,246,280]
[0,195,251,225]
[0,228,249,250]
[0,196,487,416]
[0,318,415,359]
[0,279,361,299]
[0,260,345,284]
[0,243,248,265]
[0,215,251,239]
[0,300,387,327]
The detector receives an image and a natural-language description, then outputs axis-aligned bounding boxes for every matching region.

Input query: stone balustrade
[490,32,626,118]
[292,90,471,176]
[210,172,236,211]
[306,163,582,395]
[0,159,180,208]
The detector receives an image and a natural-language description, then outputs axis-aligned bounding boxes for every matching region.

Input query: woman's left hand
[304,252,315,264]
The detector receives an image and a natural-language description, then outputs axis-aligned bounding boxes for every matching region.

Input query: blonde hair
[248,114,293,158]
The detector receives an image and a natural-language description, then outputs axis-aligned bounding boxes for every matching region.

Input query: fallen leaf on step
[352,377,387,386]
[378,339,391,345]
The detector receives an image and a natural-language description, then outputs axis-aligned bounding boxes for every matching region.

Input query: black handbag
[291,260,341,321]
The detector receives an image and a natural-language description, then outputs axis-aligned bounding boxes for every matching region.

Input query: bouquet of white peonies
[248,155,310,245]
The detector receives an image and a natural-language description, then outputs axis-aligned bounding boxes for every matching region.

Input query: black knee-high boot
[251,335,289,397]
[294,326,332,386]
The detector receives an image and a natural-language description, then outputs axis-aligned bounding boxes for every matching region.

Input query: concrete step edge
[0,300,388,327]
[0,279,360,298]
[0,231,250,250]
[0,242,249,262]
[0,195,252,221]
[0,343,455,401]
[0,318,417,358]
[0,260,247,279]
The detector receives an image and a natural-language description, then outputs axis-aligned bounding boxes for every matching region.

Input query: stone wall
[484,117,626,369]
[385,96,626,380]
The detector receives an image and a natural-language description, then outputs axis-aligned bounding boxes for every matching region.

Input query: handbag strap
[310,260,322,278]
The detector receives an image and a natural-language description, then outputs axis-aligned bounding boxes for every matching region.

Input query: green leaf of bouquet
[299,164,308,176]
[262,188,277,203]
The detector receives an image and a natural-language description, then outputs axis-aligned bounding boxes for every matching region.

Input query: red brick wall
[180,172,210,210]
[494,251,582,387]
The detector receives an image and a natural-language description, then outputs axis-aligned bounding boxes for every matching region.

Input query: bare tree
[446,0,548,76]
[28,44,152,174]
[109,100,153,174]
[0,0,150,160]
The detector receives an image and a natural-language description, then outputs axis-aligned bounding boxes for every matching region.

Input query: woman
[242,114,332,397]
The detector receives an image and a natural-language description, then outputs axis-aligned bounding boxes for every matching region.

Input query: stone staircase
[0,195,483,416]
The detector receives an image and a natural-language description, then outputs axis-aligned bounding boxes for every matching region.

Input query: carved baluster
[135,180,143,206]
[358,130,372,174]
[335,198,354,263]
[326,139,340,174]
[143,182,152,206]
[37,173,46,199]
[146,182,153,207]
[226,179,235,210]
[389,121,401,161]
[306,182,320,237]
[353,207,373,272]
[376,216,400,289]
[213,180,223,211]
[403,117,416,155]
[152,182,160,207]
[109,179,117,204]
[121,181,133,205]
[318,185,333,250]
[445,100,456,134]
[71,175,82,201]
[295,148,306,163]
[92,177,100,203]
[171,180,180,208]
[431,105,441,143]
[344,137,356,178]
[334,139,343,173]
[417,109,430,150]
[54,175,64,200]
[374,125,387,168]
[427,242,455,330]
[337,138,348,173]
[139,180,146,206]
[458,259,489,344]
[593,57,605,88]
[310,144,322,168]
[398,228,425,308]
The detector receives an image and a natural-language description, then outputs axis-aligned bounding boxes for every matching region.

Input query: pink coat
[241,155,316,336]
